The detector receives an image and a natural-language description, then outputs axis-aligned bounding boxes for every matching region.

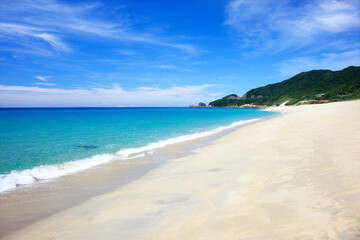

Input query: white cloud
[0,23,71,53]
[0,84,218,107]
[0,0,199,55]
[0,85,88,94]
[35,76,52,81]
[287,0,360,40]
[159,65,179,69]
[275,50,360,78]
[33,33,70,52]
[159,65,194,72]
[34,82,56,86]
[225,0,360,53]
[137,87,159,91]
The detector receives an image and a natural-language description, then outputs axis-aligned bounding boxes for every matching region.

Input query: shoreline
[0,114,272,194]
[3,100,360,239]
[0,113,278,238]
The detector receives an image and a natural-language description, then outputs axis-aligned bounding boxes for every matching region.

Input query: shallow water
[0,107,277,192]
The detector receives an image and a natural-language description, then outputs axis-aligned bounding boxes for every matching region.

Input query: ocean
[0,107,277,193]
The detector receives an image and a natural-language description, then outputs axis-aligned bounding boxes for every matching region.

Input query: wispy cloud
[275,50,360,78]
[0,0,199,56]
[35,76,52,81]
[158,64,193,72]
[0,84,219,107]
[33,33,70,52]
[225,0,360,54]
[34,82,56,86]
[159,65,179,69]
[0,23,71,53]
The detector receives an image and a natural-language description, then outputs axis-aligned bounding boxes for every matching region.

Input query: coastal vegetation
[189,102,207,108]
[198,102,207,107]
[209,66,360,107]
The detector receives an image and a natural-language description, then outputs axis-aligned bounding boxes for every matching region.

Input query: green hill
[209,66,360,107]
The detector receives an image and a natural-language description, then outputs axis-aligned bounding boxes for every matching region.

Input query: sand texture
[4,100,360,240]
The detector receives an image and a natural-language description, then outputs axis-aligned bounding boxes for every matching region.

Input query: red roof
[315,100,328,103]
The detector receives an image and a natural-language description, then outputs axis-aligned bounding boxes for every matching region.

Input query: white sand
[4,100,360,240]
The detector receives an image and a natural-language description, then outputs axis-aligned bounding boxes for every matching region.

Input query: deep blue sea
[0,107,276,192]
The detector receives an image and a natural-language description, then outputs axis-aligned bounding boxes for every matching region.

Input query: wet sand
[3,101,360,239]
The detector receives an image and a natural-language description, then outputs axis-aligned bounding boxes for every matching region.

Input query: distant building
[256,95,263,98]
[314,93,326,97]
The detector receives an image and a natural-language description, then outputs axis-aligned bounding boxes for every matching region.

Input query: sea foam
[0,118,259,193]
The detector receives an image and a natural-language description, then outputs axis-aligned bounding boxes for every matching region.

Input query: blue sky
[0,0,359,107]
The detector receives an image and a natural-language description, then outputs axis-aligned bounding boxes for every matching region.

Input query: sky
[0,0,359,107]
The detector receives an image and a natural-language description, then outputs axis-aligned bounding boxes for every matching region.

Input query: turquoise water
[0,107,276,192]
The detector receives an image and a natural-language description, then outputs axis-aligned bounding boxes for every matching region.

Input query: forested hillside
[209,66,360,106]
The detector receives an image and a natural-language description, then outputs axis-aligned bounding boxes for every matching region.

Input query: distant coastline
[202,66,360,108]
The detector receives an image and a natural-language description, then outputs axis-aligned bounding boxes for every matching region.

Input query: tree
[198,102,206,107]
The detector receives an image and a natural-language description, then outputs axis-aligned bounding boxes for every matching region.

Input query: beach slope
[5,100,360,240]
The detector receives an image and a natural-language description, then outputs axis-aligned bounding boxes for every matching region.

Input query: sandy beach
[3,100,360,240]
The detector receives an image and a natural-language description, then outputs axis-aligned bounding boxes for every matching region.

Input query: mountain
[209,66,360,107]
